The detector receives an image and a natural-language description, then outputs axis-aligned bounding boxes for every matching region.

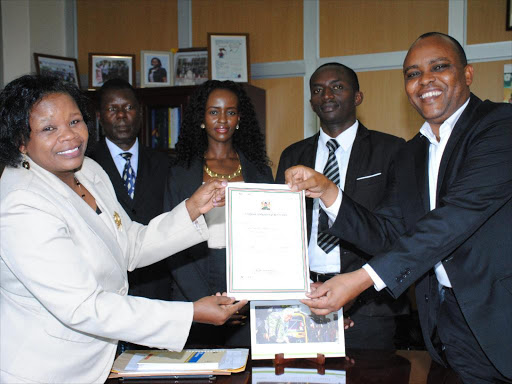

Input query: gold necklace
[203,161,242,180]
[74,176,86,199]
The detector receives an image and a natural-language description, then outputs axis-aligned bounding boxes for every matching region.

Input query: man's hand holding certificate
[225,183,310,300]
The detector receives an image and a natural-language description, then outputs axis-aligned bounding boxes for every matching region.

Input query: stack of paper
[109,349,249,379]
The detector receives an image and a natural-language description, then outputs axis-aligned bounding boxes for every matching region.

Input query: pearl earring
[200,123,205,129]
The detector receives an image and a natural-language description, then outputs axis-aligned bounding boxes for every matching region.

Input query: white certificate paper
[226,183,310,300]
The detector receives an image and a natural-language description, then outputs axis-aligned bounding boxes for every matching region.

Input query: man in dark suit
[276,63,408,350]
[287,33,512,383]
[89,79,171,301]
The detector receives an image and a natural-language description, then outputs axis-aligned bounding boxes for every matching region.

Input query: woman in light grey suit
[0,75,246,384]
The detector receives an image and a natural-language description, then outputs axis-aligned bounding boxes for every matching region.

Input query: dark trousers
[436,287,512,384]
[344,313,396,350]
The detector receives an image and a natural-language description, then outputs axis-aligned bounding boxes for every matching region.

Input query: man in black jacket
[89,79,171,301]
[288,33,512,383]
[276,63,408,350]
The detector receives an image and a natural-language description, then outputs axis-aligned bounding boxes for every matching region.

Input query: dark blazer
[276,123,408,317]
[89,139,171,300]
[164,152,273,346]
[329,95,512,377]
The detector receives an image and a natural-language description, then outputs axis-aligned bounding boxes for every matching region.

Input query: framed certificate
[208,33,250,82]
[225,183,309,300]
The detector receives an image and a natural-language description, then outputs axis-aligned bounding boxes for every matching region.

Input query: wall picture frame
[208,33,250,83]
[88,53,136,89]
[34,53,81,88]
[507,0,512,30]
[141,50,173,87]
[173,48,208,86]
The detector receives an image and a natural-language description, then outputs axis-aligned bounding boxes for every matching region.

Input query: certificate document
[226,183,310,300]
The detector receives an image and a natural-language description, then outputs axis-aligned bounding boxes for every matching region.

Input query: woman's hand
[193,295,248,326]
[186,179,227,221]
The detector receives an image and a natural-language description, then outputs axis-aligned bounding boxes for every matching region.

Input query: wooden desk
[106,349,462,384]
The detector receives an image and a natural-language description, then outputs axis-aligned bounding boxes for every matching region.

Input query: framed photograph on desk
[88,53,135,89]
[208,33,249,82]
[34,53,80,88]
[250,300,345,360]
[141,50,172,87]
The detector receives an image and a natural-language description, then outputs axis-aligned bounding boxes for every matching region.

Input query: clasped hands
[285,165,374,316]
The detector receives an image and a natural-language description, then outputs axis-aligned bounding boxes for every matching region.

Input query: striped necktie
[121,152,136,199]
[317,139,340,253]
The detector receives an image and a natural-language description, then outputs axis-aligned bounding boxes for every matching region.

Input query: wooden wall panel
[77,0,178,77]
[191,0,303,63]
[319,0,448,57]
[356,69,423,141]
[251,78,304,176]
[467,0,512,44]
[470,60,512,102]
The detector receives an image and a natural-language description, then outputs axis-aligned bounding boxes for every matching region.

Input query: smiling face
[403,35,473,134]
[20,93,88,181]
[204,88,240,145]
[99,88,141,150]
[309,66,363,136]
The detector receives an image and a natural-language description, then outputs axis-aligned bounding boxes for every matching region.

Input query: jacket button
[425,295,429,302]
[120,287,127,295]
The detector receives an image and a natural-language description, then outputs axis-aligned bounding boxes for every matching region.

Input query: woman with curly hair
[0,75,246,383]
[165,80,273,347]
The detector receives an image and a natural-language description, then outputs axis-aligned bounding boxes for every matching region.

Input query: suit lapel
[303,134,319,240]
[436,95,481,203]
[411,134,430,214]
[344,124,369,196]
[133,147,149,206]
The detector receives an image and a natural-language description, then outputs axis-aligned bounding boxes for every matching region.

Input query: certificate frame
[88,53,136,89]
[225,183,310,300]
[208,33,250,82]
[140,50,172,87]
[250,300,345,360]
[34,53,80,88]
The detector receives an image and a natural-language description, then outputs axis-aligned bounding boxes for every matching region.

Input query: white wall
[0,0,76,88]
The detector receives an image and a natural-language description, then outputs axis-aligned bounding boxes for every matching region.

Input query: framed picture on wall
[34,53,81,88]
[88,53,136,89]
[140,50,173,87]
[507,0,512,30]
[208,33,250,82]
[174,48,208,86]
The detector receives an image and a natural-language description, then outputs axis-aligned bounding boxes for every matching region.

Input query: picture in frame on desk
[88,53,136,89]
[208,33,250,82]
[250,300,345,360]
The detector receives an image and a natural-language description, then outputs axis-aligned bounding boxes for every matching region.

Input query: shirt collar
[319,120,359,152]
[105,137,139,158]
[419,98,470,145]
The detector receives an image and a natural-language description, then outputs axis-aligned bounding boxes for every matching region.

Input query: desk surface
[106,349,462,384]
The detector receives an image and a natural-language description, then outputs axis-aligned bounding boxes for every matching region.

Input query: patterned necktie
[317,139,341,253]
[121,152,135,199]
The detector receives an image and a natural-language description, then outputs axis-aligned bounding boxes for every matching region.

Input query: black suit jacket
[276,123,408,317]
[89,139,171,300]
[164,153,273,346]
[329,95,512,377]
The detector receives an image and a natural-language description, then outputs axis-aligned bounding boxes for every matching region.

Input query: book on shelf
[150,106,181,149]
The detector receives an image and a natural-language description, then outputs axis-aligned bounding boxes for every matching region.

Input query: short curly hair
[0,75,94,167]
[174,80,270,172]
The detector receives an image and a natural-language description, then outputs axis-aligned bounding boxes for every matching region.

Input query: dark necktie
[317,139,340,253]
[121,152,135,199]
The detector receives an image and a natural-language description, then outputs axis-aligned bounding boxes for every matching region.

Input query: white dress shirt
[323,100,471,290]
[309,121,358,273]
[105,137,140,178]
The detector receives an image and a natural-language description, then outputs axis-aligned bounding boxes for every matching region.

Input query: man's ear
[355,91,363,107]
[464,64,474,87]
